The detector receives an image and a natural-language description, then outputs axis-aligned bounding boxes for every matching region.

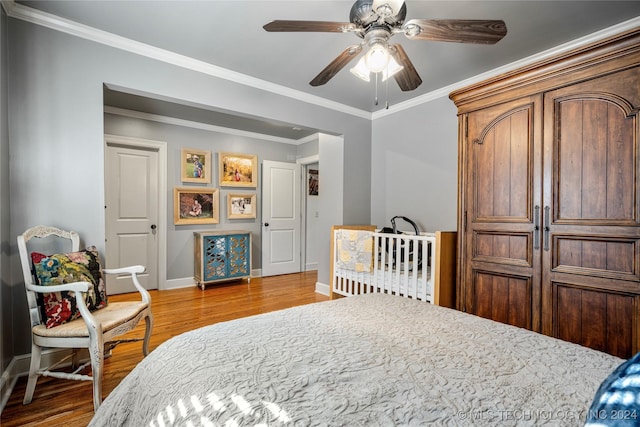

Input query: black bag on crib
[379,216,425,269]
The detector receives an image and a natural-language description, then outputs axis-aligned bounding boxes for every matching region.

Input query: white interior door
[261,160,301,276]
[105,142,159,293]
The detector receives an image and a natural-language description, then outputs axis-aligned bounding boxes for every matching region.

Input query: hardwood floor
[1,271,327,427]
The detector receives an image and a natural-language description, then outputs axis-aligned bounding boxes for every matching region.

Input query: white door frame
[104,134,168,290]
[297,154,319,273]
[261,160,301,276]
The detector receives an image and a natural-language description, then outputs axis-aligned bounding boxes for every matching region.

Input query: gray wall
[371,97,459,233]
[7,19,371,356]
[105,113,301,279]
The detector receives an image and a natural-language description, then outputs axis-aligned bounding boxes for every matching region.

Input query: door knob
[150,224,157,230]
[264,223,269,227]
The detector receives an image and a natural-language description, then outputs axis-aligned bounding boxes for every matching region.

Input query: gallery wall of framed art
[174,150,259,225]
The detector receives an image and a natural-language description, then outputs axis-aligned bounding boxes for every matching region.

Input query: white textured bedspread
[90,294,622,426]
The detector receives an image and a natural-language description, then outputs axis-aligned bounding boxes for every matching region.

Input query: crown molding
[4,1,639,123]
[2,0,372,120]
[373,15,640,120]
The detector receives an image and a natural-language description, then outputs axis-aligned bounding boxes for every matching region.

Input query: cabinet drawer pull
[543,206,550,251]
[533,205,540,250]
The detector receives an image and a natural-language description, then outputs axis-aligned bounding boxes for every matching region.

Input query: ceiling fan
[264,0,507,91]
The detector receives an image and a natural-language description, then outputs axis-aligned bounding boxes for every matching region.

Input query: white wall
[317,134,344,284]
[305,162,320,271]
[371,97,459,233]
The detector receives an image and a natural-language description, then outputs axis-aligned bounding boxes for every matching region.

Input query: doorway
[104,135,167,293]
[299,156,320,272]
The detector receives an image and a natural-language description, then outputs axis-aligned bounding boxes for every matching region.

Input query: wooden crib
[330,225,457,308]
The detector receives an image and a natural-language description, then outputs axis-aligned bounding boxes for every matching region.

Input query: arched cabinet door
[454,29,640,359]
[542,70,640,358]
[462,95,543,332]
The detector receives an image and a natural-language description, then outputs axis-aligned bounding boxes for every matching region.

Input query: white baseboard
[315,281,330,296]
[0,357,18,415]
[305,262,318,271]
[160,276,195,290]
[0,348,85,415]
[161,271,262,291]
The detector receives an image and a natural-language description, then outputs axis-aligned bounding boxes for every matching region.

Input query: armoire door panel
[543,68,640,356]
[554,95,636,224]
[553,235,637,279]
[455,30,640,358]
[473,231,531,267]
[463,96,541,332]
[472,107,532,222]
[471,271,532,329]
[553,283,636,358]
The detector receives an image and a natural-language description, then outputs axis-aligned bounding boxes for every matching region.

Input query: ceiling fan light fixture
[381,56,404,81]
[365,41,390,73]
[372,0,404,18]
[350,56,371,82]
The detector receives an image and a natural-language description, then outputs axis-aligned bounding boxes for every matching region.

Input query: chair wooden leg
[23,343,41,405]
[142,313,153,356]
[90,342,105,411]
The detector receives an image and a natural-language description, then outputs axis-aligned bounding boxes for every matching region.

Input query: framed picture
[308,169,319,196]
[219,152,258,187]
[227,193,257,219]
[181,148,211,183]
[173,186,219,225]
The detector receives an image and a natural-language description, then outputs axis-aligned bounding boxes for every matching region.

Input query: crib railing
[332,230,436,303]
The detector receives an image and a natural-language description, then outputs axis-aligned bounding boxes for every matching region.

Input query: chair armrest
[102,265,151,305]
[27,282,100,332]
[103,265,145,275]
[26,282,90,294]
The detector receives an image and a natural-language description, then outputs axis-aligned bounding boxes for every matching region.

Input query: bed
[89,293,623,426]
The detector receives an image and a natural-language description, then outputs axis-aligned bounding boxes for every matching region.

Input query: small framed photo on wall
[308,169,319,196]
[219,152,258,187]
[181,148,212,183]
[227,193,257,219]
[173,186,219,225]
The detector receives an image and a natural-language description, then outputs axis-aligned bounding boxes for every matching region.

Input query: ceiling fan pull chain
[374,72,379,105]
[385,67,390,109]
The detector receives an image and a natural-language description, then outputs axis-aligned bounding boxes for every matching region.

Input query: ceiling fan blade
[310,45,363,86]
[263,20,356,33]
[388,44,422,91]
[403,19,507,44]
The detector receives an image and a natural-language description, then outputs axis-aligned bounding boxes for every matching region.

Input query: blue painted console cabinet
[194,230,251,290]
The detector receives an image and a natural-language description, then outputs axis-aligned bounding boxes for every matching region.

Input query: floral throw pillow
[31,246,108,328]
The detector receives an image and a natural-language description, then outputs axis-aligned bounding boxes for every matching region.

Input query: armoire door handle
[543,205,550,251]
[533,205,540,250]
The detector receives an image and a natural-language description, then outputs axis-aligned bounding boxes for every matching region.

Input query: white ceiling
[8,1,640,137]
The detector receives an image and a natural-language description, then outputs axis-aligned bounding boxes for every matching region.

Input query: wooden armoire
[450,28,640,359]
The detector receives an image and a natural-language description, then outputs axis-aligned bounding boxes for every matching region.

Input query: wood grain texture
[1,272,326,426]
[263,20,355,33]
[454,28,640,359]
[310,45,362,87]
[403,19,507,44]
